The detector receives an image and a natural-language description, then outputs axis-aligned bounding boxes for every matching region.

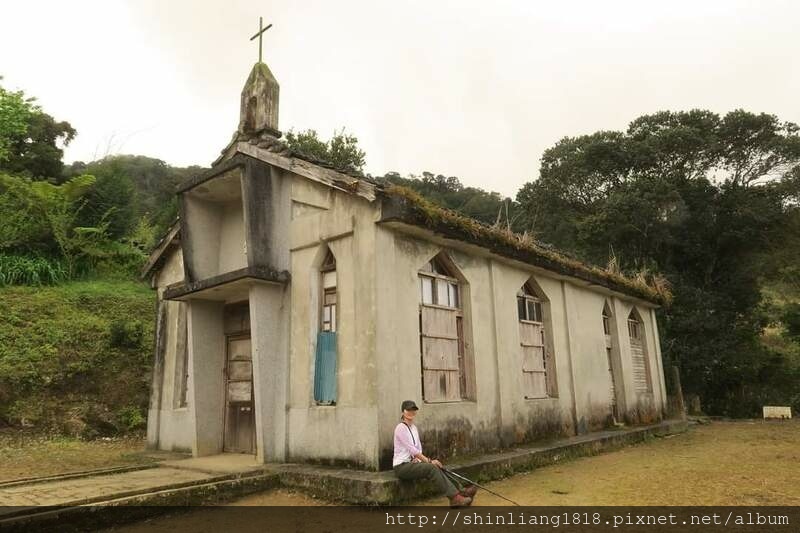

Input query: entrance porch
[164,272,290,463]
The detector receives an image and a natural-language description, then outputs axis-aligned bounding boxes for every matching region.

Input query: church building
[143,50,671,470]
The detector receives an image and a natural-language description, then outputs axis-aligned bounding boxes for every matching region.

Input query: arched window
[314,249,337,404]
[419,256,459,308]
[517,284,543,323]
[628,308,652,394]
[603,301,619,420]
[517,280,557,399]
[320,250,337,332]
[418,253,471,402]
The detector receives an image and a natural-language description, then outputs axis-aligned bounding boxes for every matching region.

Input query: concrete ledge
[163,265,290,301]
[0,472,281,533]
[0,464,159,489]
[275,419,688,504]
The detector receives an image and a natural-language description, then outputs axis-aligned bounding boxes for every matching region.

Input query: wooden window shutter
[519,321,548,398]
[420,306,460,402]
[628,317,651,393]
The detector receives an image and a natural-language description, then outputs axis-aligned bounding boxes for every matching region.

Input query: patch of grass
[0,279,156,436]
[0,254,68,286]
[0,430,153,482]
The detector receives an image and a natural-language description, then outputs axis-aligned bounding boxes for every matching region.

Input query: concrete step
[273,418,689,504]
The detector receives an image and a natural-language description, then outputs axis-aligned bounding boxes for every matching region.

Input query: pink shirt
[392,421,422,467]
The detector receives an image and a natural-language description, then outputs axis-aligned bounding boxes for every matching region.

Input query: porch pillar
[250,283,290,462]
[187,299,226,456]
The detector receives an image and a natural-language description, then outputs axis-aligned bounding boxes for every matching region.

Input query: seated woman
[392,400,477,507]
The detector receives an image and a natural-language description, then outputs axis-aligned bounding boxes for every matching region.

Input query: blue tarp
[313,331,337,404]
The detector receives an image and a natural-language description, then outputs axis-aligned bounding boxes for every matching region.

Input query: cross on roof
[250,16,273,63]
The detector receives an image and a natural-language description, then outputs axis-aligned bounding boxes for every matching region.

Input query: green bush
[109,319,145,349]
[0,280,154,433]
[0,254,68,286]
[92,241,147,280]
[116,406,147,433]
[784,303,800,340]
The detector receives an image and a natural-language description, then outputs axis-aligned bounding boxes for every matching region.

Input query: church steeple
[238,17,280,138]
[238,61,280,137]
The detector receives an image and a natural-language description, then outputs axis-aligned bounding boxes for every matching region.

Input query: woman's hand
[431,459,443,469]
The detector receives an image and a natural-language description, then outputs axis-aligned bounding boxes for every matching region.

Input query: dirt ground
[0,431,156,482]
[242,419,800,506]
[103,419,799,532]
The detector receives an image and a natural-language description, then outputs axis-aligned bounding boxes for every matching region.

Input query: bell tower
[237,17,280,137]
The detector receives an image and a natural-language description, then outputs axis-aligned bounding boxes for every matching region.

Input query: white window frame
[320,252,337,332]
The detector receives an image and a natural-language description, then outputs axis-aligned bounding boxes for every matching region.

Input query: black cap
[401,400,419,412]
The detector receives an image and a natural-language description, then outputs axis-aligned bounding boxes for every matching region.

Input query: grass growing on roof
[384,184,672,305]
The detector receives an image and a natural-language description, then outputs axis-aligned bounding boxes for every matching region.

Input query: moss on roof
[380,184,672,306]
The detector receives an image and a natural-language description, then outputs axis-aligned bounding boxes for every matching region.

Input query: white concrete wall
[183,193,246,280]
[490,262,576,444]
[182,197,222,280]
[374,233,578,465]
[245,167,293,462]
[218,200,247,274]
[146,248,194,452]
[610,299,665,423]
[187,299,226,456]
[251,283,290,462]
[285,176,381,468]
[564,286,621,432]
[372,229,665,465]
[374,231,506,466]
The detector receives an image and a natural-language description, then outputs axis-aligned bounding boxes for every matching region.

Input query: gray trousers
[393,461,461,498]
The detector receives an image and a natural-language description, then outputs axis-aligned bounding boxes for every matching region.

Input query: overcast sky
[3,1,799,197]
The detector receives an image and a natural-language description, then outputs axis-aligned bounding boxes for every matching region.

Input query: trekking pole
[442,467,522,506]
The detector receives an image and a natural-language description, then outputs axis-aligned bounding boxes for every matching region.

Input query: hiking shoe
[449,493,473,508]
[460,484,478,498]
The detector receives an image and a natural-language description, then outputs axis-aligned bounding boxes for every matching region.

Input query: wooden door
[223,335,255,453]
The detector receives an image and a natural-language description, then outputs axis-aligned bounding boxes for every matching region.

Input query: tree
[0,79,76,180]
[74,159,138,240]
[0,173,51,252]
[64,155,207,237]
[0,173,111,277]
[285,128,366,172]
[0,80,34,164]
[30,175,105,277]
[517,109,800,416]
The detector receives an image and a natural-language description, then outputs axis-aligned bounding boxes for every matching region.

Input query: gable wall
[284,175,382,469]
